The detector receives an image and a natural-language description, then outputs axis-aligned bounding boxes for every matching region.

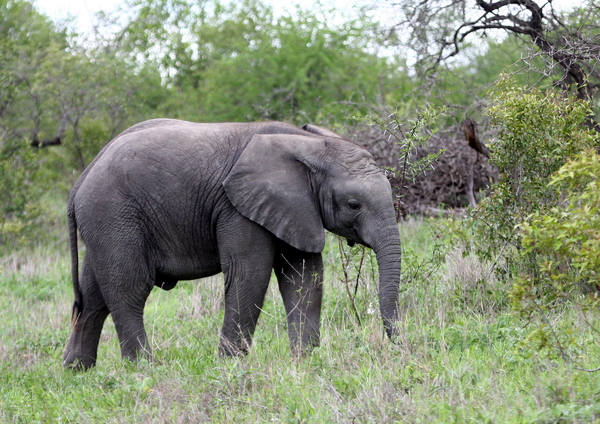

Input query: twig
[338,238,362,328]
[574,365,600,373]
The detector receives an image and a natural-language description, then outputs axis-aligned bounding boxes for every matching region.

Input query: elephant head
[223,131,401,340]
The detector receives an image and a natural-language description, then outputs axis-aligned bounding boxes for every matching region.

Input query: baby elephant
[63,119,401,370]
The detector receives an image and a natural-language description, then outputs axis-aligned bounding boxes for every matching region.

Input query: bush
[353,104,446,217]
[458,78,600,361]
[510,150,600,359]
[0,138,47,250]
[520,150,600,290]
[463,78,598,278]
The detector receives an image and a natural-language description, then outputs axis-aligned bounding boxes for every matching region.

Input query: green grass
[1,218,600,423]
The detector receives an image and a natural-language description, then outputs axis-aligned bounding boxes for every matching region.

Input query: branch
[575,365,600,372]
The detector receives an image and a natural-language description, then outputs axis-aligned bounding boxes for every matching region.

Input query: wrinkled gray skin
[63,119,401,370]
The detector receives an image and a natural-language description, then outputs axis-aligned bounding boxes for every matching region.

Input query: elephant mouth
[343,226,371,249]
[345,236,371,249]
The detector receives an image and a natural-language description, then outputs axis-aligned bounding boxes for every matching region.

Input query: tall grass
[1,218,599,423]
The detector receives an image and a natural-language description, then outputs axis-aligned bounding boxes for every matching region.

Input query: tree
[38,46,156,171]
[111,0,410,123]
[383,0,600,126]
[452,1,599,102]
[0,0,169,247]
[0,0,69,141]
[0,0,68,247]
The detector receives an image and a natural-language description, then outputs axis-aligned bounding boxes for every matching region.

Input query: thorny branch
[338,238,365,328]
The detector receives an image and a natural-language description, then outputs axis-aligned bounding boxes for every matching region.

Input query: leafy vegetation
[513,150,600,362]
[522,150,600,290]
[462,78,598,267]
[452,78,600,367]
[2,0,600,421]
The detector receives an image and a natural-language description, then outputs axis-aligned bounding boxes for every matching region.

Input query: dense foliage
[522,150,600,289]
[107,0,408,123]
[513,150,600,360]
[466,79,597,265]
[0,0,409,247]
[1,0,600,420]
[453,78,600,360]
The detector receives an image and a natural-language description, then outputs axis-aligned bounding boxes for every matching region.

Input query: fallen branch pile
[345,120,498,217]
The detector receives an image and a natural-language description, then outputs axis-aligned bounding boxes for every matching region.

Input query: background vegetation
[1,0,600,421]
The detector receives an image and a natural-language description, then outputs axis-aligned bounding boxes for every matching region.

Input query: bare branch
[384,0,600,127]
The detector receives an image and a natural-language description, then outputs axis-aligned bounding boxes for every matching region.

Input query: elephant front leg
[218,217,276,357]
[274,246,323,356]
[110,305,151,363]
[219,262,273,356]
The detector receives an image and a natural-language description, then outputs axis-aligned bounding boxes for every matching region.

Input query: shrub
[463,78,598,279]
[355,104,446,217]
[510,150,600,359]
[458,78,600,361]
[0,138,47,250]
[520,150,600,290]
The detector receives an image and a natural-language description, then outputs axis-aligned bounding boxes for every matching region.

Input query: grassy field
[1,218,599,423]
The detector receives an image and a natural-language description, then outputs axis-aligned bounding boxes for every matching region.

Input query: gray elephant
[63,119,401,370]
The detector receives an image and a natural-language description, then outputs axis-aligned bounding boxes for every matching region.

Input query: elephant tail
[68,201,83,327]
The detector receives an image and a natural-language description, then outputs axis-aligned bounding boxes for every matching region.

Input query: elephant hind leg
[98,258,154,364]
[110,306,151,363]
[63,256,109,370]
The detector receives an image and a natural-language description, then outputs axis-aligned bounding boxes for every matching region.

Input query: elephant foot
[63,350,96,371]
[120,344,153,365]
[290,340,320,357]
[218,337,251,357]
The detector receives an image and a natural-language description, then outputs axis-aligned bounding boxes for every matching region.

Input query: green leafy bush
[457,78,600,361]
[520,150,600,289]
[0,138,47,249]
[510,150,600,360]
[463,78,598,278]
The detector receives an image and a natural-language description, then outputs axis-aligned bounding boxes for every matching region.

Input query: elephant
[62,119,401,370]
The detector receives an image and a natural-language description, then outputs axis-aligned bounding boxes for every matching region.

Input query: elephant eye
[347,200,361,211]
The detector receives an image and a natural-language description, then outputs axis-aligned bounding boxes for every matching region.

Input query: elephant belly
[156,252,222,287]
[155,271,178,290]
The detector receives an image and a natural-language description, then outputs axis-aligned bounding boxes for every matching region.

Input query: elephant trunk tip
[384,316,401,342]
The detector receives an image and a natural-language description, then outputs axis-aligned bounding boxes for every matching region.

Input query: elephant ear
[223,134,326,253]
[301,124,343,139]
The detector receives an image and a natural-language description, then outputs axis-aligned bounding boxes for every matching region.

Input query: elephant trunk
[369,214,401,340]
